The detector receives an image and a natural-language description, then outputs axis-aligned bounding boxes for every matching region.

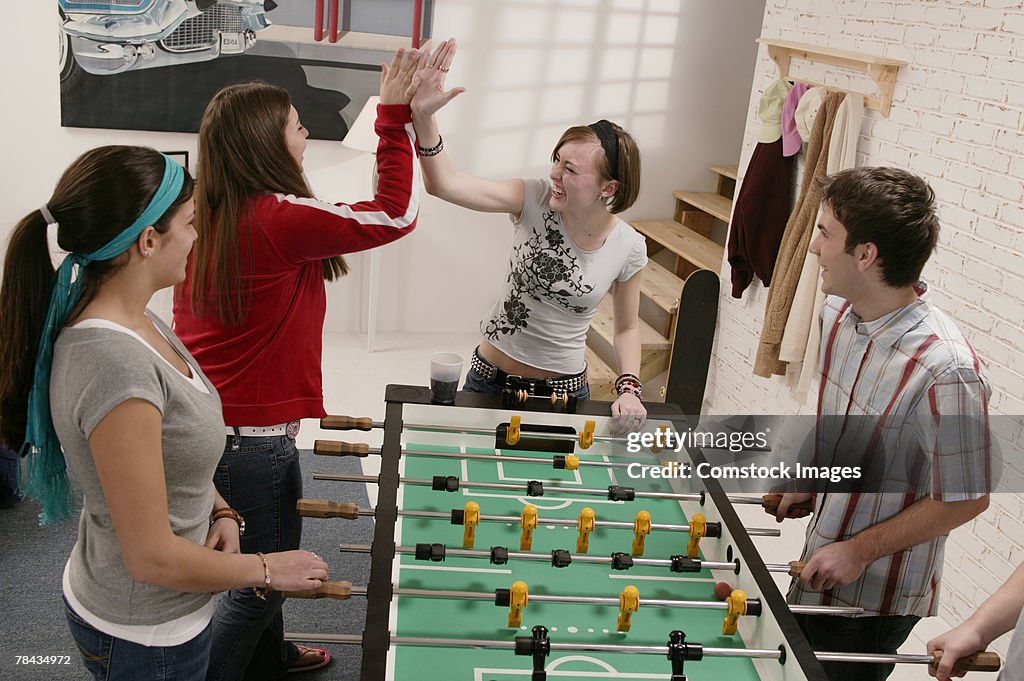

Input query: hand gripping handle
[762,493,813,517]
[932,650,1001,673]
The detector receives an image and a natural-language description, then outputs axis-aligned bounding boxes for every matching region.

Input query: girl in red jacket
[173,47,438,679]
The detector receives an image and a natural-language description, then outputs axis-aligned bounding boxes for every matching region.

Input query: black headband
[588,119,619,181]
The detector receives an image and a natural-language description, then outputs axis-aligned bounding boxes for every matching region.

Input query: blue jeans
[463,366,591,400]
[206,433,303,681]
[64,596,212,681]
[793,613,921,681]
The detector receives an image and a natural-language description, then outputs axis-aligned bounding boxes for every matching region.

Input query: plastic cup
[429,352,464,405]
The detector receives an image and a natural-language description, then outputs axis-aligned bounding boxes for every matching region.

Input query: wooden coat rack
[757,38,906,117]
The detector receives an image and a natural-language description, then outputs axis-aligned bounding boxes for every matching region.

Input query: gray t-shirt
[50,313,225,625]
[481,178,648,374]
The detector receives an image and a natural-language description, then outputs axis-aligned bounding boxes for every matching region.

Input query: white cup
[429,352,464,404]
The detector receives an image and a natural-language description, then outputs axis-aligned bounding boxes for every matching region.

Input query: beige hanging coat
[753,90,846,378]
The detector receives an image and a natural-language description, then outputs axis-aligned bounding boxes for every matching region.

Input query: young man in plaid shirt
[774,167,992,681]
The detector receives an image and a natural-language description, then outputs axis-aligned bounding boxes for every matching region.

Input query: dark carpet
[0,451,371,681]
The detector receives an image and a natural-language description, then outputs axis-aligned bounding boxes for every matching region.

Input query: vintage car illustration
[59,0,273,88]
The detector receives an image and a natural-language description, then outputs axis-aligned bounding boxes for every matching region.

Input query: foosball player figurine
[521,504,538,550]
[577,507,595,552]
[462,501,479,548]
[632,510,651,556]
[507,580,529,628]
[617,585,640,632]
[685,513,707,557]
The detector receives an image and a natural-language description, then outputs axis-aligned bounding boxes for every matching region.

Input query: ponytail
[0,210,56,451]
[1,146,192,524]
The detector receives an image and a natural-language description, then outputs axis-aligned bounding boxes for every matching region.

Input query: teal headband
[22,153,185,524]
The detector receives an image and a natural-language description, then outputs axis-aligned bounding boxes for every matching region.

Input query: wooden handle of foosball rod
[286,581,353,600]
[762,493,814,517]
[313,440,370,457]
[932,650,1002,672]
[320,415,374,431]
[788,561,806,577]
[296,499,360,519]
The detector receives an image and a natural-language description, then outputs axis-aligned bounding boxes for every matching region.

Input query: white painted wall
[708,2,1024,675]
[1,0,765,334]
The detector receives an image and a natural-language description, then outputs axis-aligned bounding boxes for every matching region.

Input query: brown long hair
[0,146,193,449]
[186,82,347,326]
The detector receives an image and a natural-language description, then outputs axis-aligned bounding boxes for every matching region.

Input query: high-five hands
[380,47,422,105]
[411,38,465,118]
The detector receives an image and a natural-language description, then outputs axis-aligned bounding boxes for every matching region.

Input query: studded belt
[470,348,588,393]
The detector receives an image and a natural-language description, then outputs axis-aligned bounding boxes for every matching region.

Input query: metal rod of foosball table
[298,500,782,539]
[339,540,794,573]
[314,471,702,501]
[400,447,636,468]
[278,631,1002,672]
[340,542,738,571]
[322,415,631,445]
[817,650,1001,671]
[413,508,778,537]
[363,585,744,611]
[321,582,861,615]
[279,631,1000,670]
[283,631,782,657]
[321,416,776,455]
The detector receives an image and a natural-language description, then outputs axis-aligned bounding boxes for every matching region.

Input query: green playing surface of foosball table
[389,437,761,681]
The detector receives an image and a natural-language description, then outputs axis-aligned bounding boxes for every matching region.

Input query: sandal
[286,644,331,674]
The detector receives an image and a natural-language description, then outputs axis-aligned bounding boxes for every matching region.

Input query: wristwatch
[210,507,246,537]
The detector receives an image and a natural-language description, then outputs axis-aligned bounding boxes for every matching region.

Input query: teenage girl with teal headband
[0,146,329,681]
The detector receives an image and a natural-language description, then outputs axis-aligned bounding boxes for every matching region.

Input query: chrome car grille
[161,5,246,53]
[63,0,150,8]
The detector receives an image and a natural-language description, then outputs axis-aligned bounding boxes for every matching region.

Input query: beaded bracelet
[615,373,643,399]
[417,135,444,157]
[617,385,643,399]
[253,552,272,600]
[615,373,640,389]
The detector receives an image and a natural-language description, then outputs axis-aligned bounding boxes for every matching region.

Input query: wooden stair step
[590,295,670,352]
[584,346,617,401]
[637,259,684,315]
[631,220,725,273]
[708,164,738,181]
[587,295,670,385]
[673,191,733,223]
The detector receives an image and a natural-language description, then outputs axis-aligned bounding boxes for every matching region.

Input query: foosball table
[286,385,1001,680]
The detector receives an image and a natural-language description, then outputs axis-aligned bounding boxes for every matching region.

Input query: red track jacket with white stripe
[174,104,419,426]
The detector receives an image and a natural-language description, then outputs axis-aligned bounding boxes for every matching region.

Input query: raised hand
[380,48,422,105]
[411,38,465,118]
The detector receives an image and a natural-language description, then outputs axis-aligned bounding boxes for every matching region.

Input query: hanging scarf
[22,153,184,524]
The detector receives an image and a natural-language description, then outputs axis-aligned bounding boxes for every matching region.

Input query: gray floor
[0,452,372,681]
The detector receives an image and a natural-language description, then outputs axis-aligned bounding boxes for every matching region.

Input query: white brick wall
[709,1,1024,675]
